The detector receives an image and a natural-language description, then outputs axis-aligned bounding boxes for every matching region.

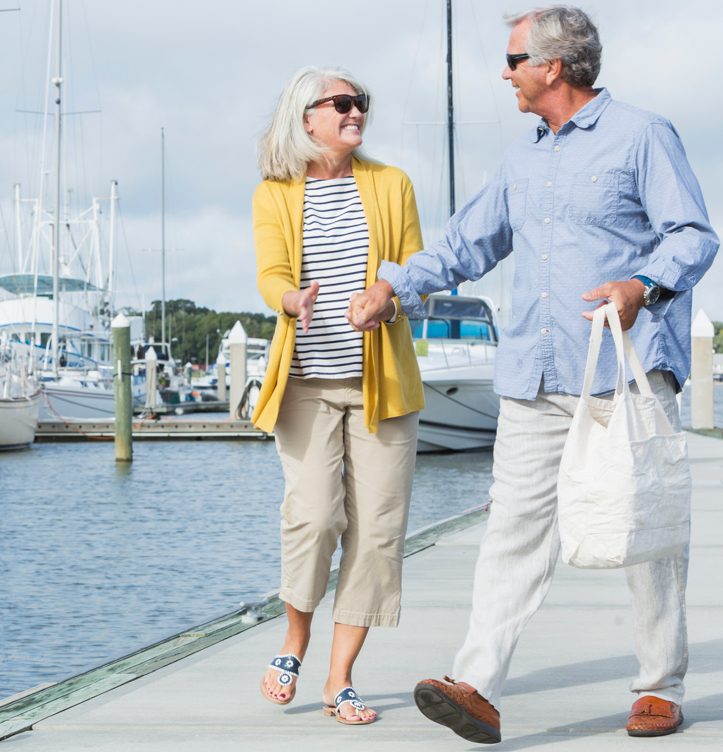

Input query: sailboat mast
[51,0,63,374]
[446,0,455,218]
[161,127,166,349]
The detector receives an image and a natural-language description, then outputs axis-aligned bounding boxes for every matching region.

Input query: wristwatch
[631,275,661,307]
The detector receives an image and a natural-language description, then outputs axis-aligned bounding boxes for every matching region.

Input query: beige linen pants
[273,377,419,627]
[452,370,689,707]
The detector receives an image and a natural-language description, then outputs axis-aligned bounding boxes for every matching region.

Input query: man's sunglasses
[506,53,530,71]
[305,93,370,114]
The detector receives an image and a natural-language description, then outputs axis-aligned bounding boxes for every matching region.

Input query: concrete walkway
[4,432,722,750]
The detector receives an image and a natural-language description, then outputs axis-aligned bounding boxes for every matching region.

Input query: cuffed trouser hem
[332,608,400,628]
[279,588,320,614]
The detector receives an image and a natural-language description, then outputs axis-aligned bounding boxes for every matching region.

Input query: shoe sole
[414,684,501,744]
[627,712,684,737]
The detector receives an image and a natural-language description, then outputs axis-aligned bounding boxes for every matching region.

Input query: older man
[348,5,718,745]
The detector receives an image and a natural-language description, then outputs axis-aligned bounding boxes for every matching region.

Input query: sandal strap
[334,686,366,712]
[268,654,301,686]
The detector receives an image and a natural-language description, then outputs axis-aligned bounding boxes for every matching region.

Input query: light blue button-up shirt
[380,89,719,398]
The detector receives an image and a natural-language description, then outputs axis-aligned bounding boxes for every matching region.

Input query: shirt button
[553,145,561,152]
[540,292,548,299]
[545,180,553,187]
[541,254,549,261]
[591,175,598,182]
[541,327,550,335]
[543,217,551,224]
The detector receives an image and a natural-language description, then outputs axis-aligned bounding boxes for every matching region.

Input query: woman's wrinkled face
[304,80,364,155]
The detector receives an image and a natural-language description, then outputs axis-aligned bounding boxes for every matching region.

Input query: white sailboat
[0,341,40,449]
[0,0,120,421]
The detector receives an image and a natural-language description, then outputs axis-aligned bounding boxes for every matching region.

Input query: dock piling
[228,321,247,419]
[691,309,714,430]
[144,346,158,409]
[112,314,133,462]
[216,352,227,402]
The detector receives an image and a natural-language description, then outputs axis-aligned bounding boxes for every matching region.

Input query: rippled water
[0,439,493,700]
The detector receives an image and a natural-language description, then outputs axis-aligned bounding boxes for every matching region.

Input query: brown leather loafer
[626,695,684,737]
[414,676,501,744]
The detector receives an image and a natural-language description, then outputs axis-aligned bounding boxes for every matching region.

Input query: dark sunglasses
[305,93,370,114]
[506,52,530,71]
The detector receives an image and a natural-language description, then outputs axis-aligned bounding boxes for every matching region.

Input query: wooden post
[112,314,133,461]
[228,321,247,419]
[691,309,714,430]
[216,352,227,402]
[144,346,158,409]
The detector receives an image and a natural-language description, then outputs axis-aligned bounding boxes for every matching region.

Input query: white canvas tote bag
[557,302,690,568]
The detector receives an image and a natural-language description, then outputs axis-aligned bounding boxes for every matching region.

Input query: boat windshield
[410,295,497,343]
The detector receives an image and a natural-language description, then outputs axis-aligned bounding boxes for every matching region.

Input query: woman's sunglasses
[305,93,370,114]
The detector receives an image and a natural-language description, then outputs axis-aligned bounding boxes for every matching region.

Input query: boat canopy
[411,294,498,343]
[0,273,101,297]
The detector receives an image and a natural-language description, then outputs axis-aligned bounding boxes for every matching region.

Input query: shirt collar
[531,87,611,142]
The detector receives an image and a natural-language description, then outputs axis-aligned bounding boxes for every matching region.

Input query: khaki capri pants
[273,377,419,627]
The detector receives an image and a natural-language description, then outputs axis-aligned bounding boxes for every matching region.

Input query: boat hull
[417,375,499,452]
[0,391,41,449]
[38,382,115,421]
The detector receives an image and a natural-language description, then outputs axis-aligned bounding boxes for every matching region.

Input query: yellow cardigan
[251,157,425,433]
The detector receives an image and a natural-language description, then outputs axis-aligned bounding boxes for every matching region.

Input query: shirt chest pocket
[568,171,619,226]
[507,179,528,231]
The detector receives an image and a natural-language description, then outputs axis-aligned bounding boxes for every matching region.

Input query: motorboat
[412,293,500,452]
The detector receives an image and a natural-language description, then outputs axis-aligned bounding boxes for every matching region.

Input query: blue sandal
[323,687,376,725]
[260,654,301,705]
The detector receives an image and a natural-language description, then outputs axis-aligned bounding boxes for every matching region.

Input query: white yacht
[412,293,500,452]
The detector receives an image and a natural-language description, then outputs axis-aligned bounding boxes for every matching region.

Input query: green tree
[714,321,723,354]
[141,298,276,365]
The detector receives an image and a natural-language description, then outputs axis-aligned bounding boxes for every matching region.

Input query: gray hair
[505,6,602,88]
[257,66,371,182]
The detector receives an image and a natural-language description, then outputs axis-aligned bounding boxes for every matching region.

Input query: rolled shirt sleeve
[632,121,719,291]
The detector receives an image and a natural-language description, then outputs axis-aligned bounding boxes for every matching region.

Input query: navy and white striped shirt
[290,176,369,379]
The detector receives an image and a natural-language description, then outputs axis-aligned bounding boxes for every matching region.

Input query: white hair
[505,6,602,88]
[257,66,372,182]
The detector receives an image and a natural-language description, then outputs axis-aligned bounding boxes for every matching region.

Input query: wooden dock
[35,418,270,441]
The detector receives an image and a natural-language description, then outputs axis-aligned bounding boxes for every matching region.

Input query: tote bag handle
[581,302,653,399]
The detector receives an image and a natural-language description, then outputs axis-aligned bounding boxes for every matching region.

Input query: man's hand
[347,280,396,331]
[581,279,645,330]
[282,281,320,333]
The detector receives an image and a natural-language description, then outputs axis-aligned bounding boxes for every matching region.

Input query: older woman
[252,66,423,725]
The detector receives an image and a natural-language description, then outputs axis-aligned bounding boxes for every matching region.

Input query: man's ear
[546,58,563,84]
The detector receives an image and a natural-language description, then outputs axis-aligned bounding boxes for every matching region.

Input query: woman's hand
[283,281,320,333]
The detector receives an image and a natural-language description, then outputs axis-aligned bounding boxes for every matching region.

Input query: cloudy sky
[0,0,721,321]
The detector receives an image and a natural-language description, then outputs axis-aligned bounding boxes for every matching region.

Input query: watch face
[644,284,661,306]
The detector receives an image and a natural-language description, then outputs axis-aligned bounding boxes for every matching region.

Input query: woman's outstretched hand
[283,281,320,333]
